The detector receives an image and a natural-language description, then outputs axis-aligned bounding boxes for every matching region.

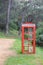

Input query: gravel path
[0,39,16,65]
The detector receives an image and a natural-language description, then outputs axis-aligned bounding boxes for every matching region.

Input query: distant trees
[0,0,12,34]
[0,0,43,34]
[0,0,8,31]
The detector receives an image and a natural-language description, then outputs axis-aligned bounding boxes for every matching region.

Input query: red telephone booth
[22,22,36,54]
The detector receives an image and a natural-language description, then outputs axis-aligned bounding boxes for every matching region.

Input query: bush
[36,22,43,46]
[9,21,18,30]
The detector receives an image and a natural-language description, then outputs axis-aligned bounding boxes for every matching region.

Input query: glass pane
[24,34,29,39]
[24,28,28,33]
[29,33,32,39]
[24,28,33,39]
[24,28,33,33]
[24,40,28,46]
[29,46,33,53]
[25,47,28,51]
[24,40,32,46]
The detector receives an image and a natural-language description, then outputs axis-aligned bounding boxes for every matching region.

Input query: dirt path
[0,38,16,65]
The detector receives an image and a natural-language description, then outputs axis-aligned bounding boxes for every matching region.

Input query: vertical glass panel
[24,28,28,33]
[29,45,33,53]
[24,40,32,46]
[25,47,28,51]
[24,40,28,46]
[28,28,33,32]
[24,28,33,39]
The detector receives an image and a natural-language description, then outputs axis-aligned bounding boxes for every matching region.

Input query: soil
[0,38,16,65]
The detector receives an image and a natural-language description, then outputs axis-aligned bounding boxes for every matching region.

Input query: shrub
[36,22,43,46]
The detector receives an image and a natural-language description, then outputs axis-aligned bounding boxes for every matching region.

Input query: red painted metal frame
[22,22,36,54]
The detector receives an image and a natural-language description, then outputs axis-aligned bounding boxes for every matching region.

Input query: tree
[6,0,12,34]
[0,0,43,34]
[0,0,8,31]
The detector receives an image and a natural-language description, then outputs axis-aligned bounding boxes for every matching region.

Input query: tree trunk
[6,0,12,34]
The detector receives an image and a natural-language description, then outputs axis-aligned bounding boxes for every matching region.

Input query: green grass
[0,29,18,38]
[8,29,18,38]
[0,32,6,38]
[5,39,43,65]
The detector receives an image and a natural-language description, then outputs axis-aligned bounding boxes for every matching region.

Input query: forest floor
[0,38,16,65]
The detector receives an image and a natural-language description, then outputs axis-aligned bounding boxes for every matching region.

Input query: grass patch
[5,39,43,65]
[11,39,21,54]
[0,32,6,38]
[0,29,18,38]
[6,29,18,38]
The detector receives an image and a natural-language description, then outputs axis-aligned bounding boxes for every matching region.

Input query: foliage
[0,0,43,32]
[0,29,18,38]
[36,22,43,46]
[9,22,18,30]
[0,0,8,26]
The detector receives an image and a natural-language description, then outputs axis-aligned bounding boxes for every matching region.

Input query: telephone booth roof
[22,23,35,27]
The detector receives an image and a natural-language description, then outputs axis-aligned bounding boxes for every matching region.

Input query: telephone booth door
[22,23,36,54]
